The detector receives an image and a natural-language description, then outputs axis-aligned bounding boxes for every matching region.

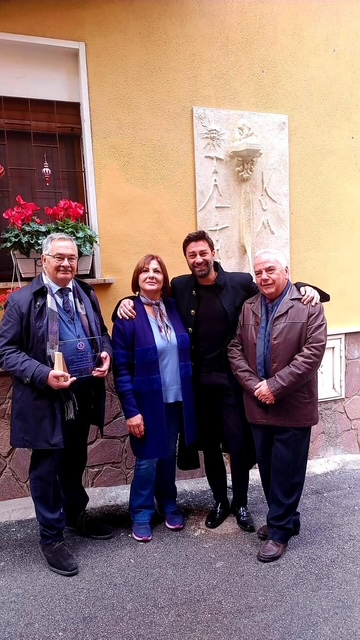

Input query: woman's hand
[118,299,136,320]
[126,414,145,438]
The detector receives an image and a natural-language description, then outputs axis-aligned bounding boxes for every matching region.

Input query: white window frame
[0,32,101,276]
[318,333,345,402]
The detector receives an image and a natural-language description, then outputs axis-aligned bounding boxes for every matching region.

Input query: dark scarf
[256,281,292,379]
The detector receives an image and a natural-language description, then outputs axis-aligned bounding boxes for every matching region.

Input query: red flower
[3,196,40,227]
[45,199,84,223]
[0,287,21,311]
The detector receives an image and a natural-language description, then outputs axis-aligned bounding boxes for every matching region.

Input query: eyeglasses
[45,254,78,264]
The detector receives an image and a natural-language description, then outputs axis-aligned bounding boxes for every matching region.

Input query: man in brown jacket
[228,249,327,563]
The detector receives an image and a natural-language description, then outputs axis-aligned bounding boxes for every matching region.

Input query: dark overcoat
[0,274,112,449]
[112,297,197,460]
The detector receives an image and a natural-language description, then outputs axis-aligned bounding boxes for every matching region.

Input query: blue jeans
[129,402,182,524]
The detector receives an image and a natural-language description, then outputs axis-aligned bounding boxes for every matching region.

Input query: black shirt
[193,282,230,374]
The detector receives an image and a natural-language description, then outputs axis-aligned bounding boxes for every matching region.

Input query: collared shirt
[42,273,75,314]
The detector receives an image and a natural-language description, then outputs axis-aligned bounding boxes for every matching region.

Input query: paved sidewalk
[0,455,359,640]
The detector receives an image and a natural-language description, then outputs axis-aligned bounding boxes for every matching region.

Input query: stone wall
[311,333,360,458]
[1,333,359,502]
[0,373,204,501]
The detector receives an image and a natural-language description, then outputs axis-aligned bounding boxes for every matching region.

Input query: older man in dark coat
[0,233,112,576]
[228,249,327,563]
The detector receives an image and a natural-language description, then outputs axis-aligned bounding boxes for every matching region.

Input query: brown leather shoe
[257,525,269,541]
[257,539,287,563]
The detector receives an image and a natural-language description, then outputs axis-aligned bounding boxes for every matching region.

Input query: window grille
[0,97,87,280]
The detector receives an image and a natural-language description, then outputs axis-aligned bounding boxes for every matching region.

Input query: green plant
[47,219,98,256]
[1,196,98,258]
[1,219,49,257]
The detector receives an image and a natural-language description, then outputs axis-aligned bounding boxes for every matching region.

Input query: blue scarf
[256,281,292,379]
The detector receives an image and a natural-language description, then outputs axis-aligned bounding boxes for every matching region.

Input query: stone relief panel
[193,107,290,274]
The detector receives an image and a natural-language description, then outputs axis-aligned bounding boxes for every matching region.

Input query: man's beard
[191,260,213,279]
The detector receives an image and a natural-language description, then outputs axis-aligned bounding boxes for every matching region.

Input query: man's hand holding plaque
[47,353,76,389]
[58,337,103,379]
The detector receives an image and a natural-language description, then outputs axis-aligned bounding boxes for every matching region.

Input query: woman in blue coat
[112,254,197,542]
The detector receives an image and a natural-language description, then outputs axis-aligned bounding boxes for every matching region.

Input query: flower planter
[77,255,93,275]
[11,251,92,278]
[2,198,98,279]
[12,250,42,278]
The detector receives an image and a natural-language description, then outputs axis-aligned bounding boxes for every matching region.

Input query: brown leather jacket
[228,284,327,427]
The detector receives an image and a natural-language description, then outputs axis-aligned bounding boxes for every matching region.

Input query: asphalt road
[0,465,359,640]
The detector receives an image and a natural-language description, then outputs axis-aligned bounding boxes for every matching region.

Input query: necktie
[59,287,74,321]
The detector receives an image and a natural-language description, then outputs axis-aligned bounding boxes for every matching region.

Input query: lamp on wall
[0,164,5,179]
[42,154,51,186]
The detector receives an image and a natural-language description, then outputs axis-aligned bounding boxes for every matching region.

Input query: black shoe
[40,541,78,576]
[66,511,113,540]
[205,502,230,529]
[232,506,255,532]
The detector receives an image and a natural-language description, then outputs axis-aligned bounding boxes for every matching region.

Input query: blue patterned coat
[112,297,197,459]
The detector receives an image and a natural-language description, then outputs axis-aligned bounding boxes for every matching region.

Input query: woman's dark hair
[182,230,215,256]
[131,254,171,296]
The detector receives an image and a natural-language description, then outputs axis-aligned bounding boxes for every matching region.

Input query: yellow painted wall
[1,0,359,329]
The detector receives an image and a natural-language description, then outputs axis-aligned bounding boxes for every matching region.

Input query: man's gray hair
[254,249,288,269]
[42,233,78,255]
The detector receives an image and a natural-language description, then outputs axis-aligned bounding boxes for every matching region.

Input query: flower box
[2,196,98,278]
[12,250,92,278]
[12,250,42,278]
[77,255,93,275]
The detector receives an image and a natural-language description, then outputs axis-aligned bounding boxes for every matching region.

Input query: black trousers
[251,424,312,544]
[195,372,256,508]
[29,391,92,544]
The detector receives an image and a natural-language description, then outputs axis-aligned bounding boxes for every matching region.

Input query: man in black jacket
[170,231,261,531]
[0,233,113,576]
[117,230,328,532]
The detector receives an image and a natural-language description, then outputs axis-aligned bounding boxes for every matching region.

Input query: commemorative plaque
[57,337,101,378]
